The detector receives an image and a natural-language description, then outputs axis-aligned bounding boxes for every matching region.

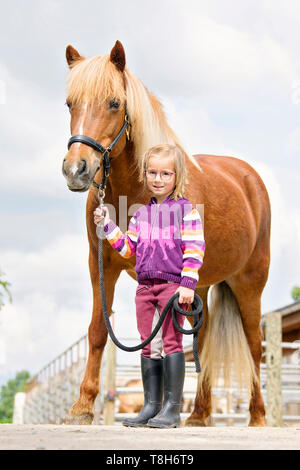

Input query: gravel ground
[0,424,300,450]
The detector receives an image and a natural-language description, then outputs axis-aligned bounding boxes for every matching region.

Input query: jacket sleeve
[103,213,138,258]
[180,207,205,290]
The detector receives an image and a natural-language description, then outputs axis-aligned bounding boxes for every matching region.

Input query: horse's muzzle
[62,157,99,192]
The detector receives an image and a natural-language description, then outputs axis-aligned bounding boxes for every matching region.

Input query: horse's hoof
[248,420,266,427]
[184,419,207,427]
[185,414,213,427]
[64,413,94,425]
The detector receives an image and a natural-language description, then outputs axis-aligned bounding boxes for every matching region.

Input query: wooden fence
[106,339,300,427]
[14,313,300,426]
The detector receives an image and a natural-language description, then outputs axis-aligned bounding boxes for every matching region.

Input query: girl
[94,144,205,428]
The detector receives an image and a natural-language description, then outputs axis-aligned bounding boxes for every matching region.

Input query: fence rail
[26,334,88,391]
[14,326,300,426]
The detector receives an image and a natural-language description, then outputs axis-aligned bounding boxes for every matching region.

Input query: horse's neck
[109,145,148,208]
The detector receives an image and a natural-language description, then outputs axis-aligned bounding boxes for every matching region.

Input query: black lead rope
[97,220,204,373]
[66,111,203,371]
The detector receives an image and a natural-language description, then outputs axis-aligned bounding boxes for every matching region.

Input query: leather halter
[67,109,131,196]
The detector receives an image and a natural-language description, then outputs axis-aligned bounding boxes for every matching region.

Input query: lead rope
[96,199,204,373]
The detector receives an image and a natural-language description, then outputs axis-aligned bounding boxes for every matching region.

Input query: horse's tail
[199,281,258,398]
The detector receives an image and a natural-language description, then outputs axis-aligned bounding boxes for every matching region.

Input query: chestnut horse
[62,41,270,427]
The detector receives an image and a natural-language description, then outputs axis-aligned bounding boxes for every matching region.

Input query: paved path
[1,424,300,450]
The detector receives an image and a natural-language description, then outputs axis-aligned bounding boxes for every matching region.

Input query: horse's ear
[110,40,126,72]
[66,45,84,68]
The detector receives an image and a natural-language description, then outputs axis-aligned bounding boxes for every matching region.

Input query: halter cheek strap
[67,110,131,196]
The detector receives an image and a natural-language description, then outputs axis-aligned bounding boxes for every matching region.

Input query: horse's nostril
[62,158,68,176]
[78,159,87,175]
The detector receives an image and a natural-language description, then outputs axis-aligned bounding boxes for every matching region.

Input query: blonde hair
[138,144,189,200]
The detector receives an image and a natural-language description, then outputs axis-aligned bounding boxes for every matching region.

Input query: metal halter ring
[98,189,105,201]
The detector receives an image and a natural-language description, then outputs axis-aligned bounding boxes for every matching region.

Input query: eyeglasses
[145,170,176,182]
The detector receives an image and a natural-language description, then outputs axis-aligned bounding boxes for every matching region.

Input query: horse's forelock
[66,54,126,107]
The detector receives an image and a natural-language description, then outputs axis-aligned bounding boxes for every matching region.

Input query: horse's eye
[65,100,71,109]
[109,98,120,109]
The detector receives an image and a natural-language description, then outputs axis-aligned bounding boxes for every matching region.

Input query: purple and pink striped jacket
[103,193,205,290]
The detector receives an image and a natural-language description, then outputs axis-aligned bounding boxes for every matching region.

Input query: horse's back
[192,153,271,220]
[193,154,267,188]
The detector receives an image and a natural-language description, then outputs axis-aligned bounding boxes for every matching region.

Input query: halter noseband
[67,109,131,196]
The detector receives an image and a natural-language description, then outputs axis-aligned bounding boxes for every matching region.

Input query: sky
[0,0,300,386]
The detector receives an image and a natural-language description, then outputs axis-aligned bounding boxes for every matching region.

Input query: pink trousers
[135,278,189,359]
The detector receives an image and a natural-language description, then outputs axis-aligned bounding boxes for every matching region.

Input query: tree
[0,270,12,310]
[0,371,31,423]
[292,286,300,301]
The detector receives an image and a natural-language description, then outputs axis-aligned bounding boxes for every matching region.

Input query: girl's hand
[94,206,110,226]
[175,286,194,305]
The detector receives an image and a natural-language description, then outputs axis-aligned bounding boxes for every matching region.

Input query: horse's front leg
[67,244,121,424]
[185,286,213,427]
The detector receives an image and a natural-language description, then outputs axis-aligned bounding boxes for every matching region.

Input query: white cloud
[129,4,296,104]
[0,234,91,298]
[0,233,140,376]
[1,291,92,376]
[163,97,226,156]
[186,17,294,92]
[285,126,300,154]
[0,63,70,199]
[0,234,91,374]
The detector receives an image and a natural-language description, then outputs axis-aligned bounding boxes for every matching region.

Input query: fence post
[103,338,117,425]
[13,392,26,424]
[265,311,283,426]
